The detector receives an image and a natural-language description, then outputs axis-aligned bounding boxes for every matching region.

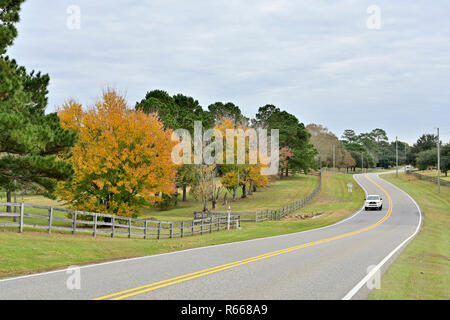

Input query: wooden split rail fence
[407,170,450,187]
[0,202,240,239]
[194,170,322,222]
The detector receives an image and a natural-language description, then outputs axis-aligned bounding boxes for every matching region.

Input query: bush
[156,193,179,211]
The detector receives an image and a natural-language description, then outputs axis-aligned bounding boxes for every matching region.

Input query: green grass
[415,170,450,181]
[141,174,319,221]
[0,171,365,278]
[284,171,364,223]
[369,173,450,300]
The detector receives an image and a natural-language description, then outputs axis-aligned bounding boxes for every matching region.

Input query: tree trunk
[241,185,247,198]
[182,185,187,201]
[285,167,289,177]
[253,184,257,192]
[248,183,253,195]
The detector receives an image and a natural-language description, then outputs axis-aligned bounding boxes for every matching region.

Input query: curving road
[0,172,423,300]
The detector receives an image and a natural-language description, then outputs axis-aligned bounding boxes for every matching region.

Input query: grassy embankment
[415,169,450,181]
[369,173,449,300]
[0,171,364,278]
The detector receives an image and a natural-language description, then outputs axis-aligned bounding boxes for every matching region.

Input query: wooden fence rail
[407,171,450,187]
[0,202,240,239]
[194,170,323,222]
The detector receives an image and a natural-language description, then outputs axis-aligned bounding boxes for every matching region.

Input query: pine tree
[0,0,76,210]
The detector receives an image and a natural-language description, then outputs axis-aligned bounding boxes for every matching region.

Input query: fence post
[72,212,77,235]
[48,207,53,234]
[157,222,161,239]
[111,216,115,238]
[128,218,131,238]
[181,221,184,238]
[200,218,204,235]
[210,217,213,233]
[144,220,148,240]
[169,222,173,238]
[93,212,97,237]
[18,203,24,233]
[192,220,194,235]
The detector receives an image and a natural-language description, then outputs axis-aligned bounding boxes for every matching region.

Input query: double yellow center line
[94,175,392,300]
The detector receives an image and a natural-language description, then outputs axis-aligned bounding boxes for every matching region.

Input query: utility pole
[361,152,364,173]
[437,128,440,194]
[405,143,407,166]
[396,136,398,177]
[332,144,335,172]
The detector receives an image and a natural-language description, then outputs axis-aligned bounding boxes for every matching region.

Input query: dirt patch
[422,253,450,261]
[282,212,324,221]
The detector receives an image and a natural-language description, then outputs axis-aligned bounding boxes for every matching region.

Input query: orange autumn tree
[58,90,177,218]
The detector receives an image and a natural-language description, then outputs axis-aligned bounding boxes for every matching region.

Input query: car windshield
[367,196,379,200]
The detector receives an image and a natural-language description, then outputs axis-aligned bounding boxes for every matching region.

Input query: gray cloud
[7,0,450,143]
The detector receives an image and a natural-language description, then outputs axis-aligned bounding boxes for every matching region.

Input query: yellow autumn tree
[57,90,177,217]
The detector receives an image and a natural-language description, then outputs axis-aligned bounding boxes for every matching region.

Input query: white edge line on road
[0,173,370,283]
[342,172,423,300]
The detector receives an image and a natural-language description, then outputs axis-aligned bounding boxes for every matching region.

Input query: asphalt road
[0,172,423,300]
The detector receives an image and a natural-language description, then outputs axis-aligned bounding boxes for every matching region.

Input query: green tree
[208,101,248,126]
[252,104,280,128]
[341,129,358,144]
[370,128,388,143]
[409,134,439,166]
[413,134,439,153]
[416,148,437,171]
[135,90,178,129]
[255,106,317,174]
[0,1,76,211]
[175,164,196,202]
[0,0,24,54]
[173,94,214,131]
[344,143,375,170]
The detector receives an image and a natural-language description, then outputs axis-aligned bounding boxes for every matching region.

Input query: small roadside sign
[347,183,353,193]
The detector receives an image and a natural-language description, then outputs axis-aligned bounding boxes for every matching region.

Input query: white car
[364,195,383,211]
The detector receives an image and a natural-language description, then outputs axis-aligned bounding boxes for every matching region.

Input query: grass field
[141,174,319,221]
[415,170,450,181]
[0,171,364,278]
[369,173,449,300]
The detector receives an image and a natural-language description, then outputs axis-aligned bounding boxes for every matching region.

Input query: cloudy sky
[7,0,450,143]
